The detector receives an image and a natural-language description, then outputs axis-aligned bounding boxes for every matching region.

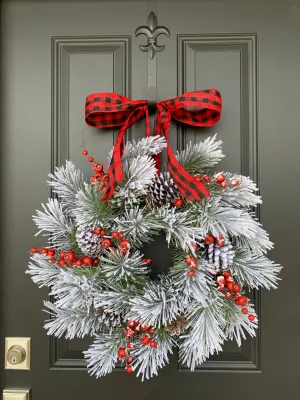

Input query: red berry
[188,270,195,277]
[242,308,248,315]
[217,276,225,285]
[216,174,225,183]
[94,228,101,234]
[118,232,124,239]
[101,174,108,182]
[88,156,94,162]
[150,340,158,348]
[148,327,155,334]
[135,325,141,332]
[223,271,231,278]
[248,314,255,322]
[93,163,103,173]
[221,181,227,188]
[47,249,56,257]
[112,231,119,238]
[218,234,224,239]
[127,343,134,349]
[64,251,75,263]
[195,176,202,182]
[49,257,56,264]
[232,283,241,293]
[100,229,105,236]
[203,175,210,182]
[185,256,194,265]
[225,292,231,299]
[218,285,225,291]
[193,244,199,251]
[146,259,151,264]
[93,258,99,265]
[82,256,92,266]
[30,247,38,254]
[235,300,240,305]
[226,282,234,291]
[102,238,112,249]
[125,327,135,337]
[58,260,66,267]
[234,294,240,300]
[75,259,83,267]
[173,198,184,207]
[140,334,151,345]
[120,239,130,252]
[140,325,149,332]
[117,347,126,358]
[238,296,248,307]
[40,248,48,255]
[190,260,198,269]
[216,240,224,247]
[59,252,65,259]
[204,235,215,245]
[231,179,240,186]
[126,365,133,373]
[82,150,88,156]
[126,357,133,364]
[133,321,139,326]
[127,321,135,328]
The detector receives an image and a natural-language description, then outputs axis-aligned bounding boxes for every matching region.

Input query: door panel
[1,1,299,399]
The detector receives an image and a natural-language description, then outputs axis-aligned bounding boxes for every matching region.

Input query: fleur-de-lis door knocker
[135,11,170,59]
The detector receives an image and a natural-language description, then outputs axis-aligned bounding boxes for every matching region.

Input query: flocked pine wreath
[27,93,281,380]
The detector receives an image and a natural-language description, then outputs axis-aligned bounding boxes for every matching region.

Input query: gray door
[1,0,299,399]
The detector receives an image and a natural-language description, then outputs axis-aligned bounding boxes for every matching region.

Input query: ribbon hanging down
[84,89,222,201]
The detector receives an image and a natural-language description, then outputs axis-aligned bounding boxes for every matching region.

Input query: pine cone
[95,308,125,328]
[166,314,189,336]
[76,226,102,257]
[204,240,234,269]
[147,172,180,206]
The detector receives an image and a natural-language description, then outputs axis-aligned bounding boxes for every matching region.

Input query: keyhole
[11,356,17,364]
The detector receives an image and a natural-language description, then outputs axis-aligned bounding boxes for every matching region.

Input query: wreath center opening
[140,234,174,280]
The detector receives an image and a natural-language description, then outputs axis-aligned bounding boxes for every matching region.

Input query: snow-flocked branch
[33,198,76,250]
[176,134,224,174]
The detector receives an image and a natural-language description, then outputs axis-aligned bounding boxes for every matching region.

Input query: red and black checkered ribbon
[85,89,222,201]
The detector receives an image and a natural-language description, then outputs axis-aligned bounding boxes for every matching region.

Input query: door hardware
[4,338,31,370]
[3,389,30,400]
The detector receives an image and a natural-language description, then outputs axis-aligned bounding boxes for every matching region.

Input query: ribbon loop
[84,89,222,201]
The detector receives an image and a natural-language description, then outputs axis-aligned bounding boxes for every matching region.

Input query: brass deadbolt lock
[7,345,26,365]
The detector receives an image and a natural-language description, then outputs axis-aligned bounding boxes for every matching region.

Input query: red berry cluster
[118,321,158,373]
[185,255,199,277]
[30,247,99,268]
[81,150,108,187]
[217,271,255,322]
[141,258,152,265]
[215,174,240,189]
[204,233,224,247]
[93,229,130,254]
[194,174,211,183]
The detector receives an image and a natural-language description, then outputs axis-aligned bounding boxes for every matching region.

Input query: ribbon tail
[101,106,146,200]
[167,149,210,201]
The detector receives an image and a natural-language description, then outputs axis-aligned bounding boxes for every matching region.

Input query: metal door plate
[4,338,31,370]
[3,389,30,400]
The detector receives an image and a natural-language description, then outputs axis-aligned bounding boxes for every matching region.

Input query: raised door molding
[50,35,130,369]
[177,33,260,372]
[51,35,131,174]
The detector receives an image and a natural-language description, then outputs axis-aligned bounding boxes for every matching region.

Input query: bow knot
[85,89,222,201]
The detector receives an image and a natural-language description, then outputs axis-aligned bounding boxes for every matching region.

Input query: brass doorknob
[7,345,26,365]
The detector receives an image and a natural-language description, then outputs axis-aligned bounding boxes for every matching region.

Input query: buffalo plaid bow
[85,89,222,201]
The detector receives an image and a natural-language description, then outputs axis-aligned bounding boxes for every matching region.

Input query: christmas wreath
[27,90,281,380]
